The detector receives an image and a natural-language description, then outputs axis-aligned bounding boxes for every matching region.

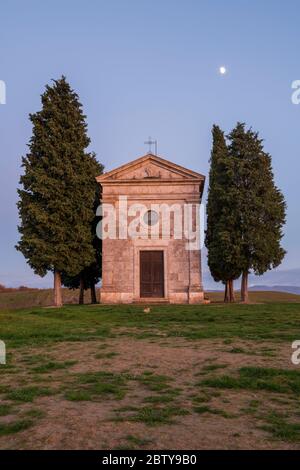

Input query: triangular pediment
[96,154,205,182]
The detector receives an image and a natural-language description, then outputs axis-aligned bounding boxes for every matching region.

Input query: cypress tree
[205,125,241,302]
[228,123,286,302]
[61,184,103,304]
[61,263,101,305]
[16,76,103,306]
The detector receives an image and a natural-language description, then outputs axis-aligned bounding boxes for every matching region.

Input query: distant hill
[249,285,300,295]
[203,267,300,293]
[207,290,300,303]
[0,284,38,293]
[0,288,80,309]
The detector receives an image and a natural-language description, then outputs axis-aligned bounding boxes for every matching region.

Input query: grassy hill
[207,290,300,304]
[0,288,299,310]
[0,288,80,310]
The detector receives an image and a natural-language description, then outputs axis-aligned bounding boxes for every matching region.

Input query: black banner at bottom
[1,450,300,466]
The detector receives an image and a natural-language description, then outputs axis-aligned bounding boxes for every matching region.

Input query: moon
[219,66,227,75]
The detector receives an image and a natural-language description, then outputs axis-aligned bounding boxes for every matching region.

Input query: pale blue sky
[0,0,299,288]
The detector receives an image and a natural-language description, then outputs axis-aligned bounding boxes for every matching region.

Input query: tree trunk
[241,271,249,303]
[90,283,97,304]
[229,279,236,303]
[224,280,230,303]
[54,270,63,307]
[79,276,84,305]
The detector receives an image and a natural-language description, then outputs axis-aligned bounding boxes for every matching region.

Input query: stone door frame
[133,243,169,302]
[140,250,164,298]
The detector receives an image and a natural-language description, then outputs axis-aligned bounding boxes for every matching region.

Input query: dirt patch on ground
[1,336,299,450]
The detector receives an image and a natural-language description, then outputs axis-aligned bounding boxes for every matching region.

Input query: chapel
[96,153,205,304]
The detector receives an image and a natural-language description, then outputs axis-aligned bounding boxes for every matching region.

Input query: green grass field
[1,296,300,449]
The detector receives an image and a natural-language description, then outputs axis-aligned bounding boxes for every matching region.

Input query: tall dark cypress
[205,125,241,302]
[228,123,286,302]
[16,76,103,306]
[61,183,103,304]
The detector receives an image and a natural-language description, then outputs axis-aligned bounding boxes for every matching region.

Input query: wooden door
[140,251,164,298]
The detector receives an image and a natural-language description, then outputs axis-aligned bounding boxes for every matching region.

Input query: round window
[143,210,158,226]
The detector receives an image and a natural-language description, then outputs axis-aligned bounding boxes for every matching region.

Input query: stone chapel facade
[96,154,205,304]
